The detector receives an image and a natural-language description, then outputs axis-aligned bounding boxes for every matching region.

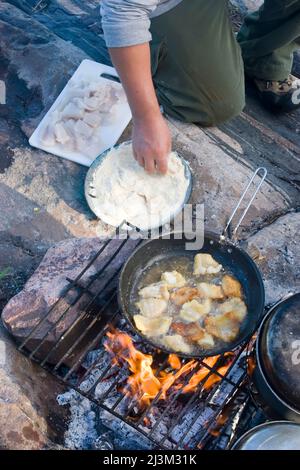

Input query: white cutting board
[29,59,132,167]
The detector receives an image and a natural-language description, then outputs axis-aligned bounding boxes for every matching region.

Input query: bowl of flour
[85,141,192,231]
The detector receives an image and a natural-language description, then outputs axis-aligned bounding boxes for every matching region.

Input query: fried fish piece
[170,287,199,306]
[136,298,168,318]
[197,332,215,348]
[197,282,224,300]
[139,282,170,300]
[161,271,186,288]
[193,253,222,275]
[134,315,172,337]
[219,297,247,321]
[171,322,214,349]
[205,312,240,342]
[163,335,192,354]
[222,274,242,298]
[179,299,211,322]
[171,321,205,342]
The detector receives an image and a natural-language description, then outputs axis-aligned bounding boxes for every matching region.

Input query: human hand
[132,112,171,174]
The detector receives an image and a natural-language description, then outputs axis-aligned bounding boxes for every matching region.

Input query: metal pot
[251,293,300,422]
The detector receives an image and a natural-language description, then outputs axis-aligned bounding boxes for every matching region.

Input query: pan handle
[220,167,267,243]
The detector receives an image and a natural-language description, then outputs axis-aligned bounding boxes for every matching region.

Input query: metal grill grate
[15,234,261,450]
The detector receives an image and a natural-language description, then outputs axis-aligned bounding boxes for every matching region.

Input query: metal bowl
[84,141,192,231]
[232,421,300,450]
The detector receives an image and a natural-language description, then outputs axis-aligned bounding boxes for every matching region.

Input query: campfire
[104,329,234,409]
[13,234,259,449]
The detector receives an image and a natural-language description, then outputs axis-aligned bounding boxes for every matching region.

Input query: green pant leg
[150,0,245,126]
[237,0,300,81]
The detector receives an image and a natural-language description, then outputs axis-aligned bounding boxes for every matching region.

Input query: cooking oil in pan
[129,254,246,355]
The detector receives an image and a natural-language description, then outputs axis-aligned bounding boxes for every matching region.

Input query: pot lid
[232,422,300,450]
[258,293,300,411]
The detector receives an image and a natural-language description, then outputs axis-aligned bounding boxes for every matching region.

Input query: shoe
[253,74,300,112]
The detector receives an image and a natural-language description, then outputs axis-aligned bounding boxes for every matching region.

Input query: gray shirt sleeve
[100,0,159,48]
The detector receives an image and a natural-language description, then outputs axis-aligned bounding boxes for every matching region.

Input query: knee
[186,77,246,126]
[213,97,245,125]
[207,84,246,126]
[157,76,245,126]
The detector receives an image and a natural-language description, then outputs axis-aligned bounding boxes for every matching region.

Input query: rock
[0,322,68,449]
[1,236,139,365]
[0,2,87,135]
[7,0,109,64]
[0,2,111,239]
[0,2,114,309]
[0,229,46,313]
[245,212,300,305]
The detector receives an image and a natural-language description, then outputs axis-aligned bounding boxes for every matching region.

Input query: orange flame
[104,330,233,408]
[247,354,256,377]
[168,353,182,370]
[105,331,160,405]
[182,356,220,393]
[209,413,229,437]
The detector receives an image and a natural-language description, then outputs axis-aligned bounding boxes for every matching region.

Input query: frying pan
[119,168,267,358]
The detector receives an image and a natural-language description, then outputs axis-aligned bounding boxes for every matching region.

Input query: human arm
[101,0,171,173]
[109,44,171,173]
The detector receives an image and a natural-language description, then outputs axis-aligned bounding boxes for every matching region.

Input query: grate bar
[65,277,95,298]
[191,373,247,450]
[55,292,117,372]
[83,360,120,398]
[157,354,229,447]
[94,367,126,404]
[39,265,122,366]
[113,357,170,416]
[182,361,248,450]
[29,237,129,360]
[77,314,122,386]
[18,238,112,351]
[146,361,204,439]
[159,346,247,448]
[44,363,168,450]
[62,308,121,380]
